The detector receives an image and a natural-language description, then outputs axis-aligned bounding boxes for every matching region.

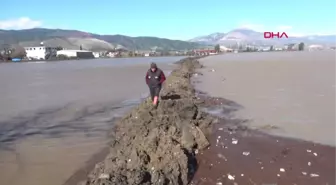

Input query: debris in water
[241,174,244,177]
[217,153,227,161]
[243,152,250,156]
[128,159,132,162]
[195,149,199,154]
[307,149,312,153]
[308,162,311,166]
[277,174,280,177]
[302,172,307,176]
[231,138,238,144]
[216,182,223,185]
[261,167,264,170]
[227,174,235,180]
[210,69,216,72]
[313,152,318,156]
[310,173,319,177]
[218,127,224,131]
[280,168,285,172]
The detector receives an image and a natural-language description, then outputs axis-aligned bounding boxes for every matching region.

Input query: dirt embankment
[80,57,213,185]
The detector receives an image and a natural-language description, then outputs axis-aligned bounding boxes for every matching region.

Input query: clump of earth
[81,57,213,185]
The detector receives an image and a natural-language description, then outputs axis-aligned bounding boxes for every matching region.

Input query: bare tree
[10,46,26,59]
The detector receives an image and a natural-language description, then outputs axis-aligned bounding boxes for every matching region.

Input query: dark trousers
[149,86,161,101]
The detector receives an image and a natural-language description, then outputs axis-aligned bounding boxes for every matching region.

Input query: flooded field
[195,51,335,146]
[0,57,181,185]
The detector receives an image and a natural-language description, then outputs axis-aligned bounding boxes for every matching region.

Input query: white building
[93,52,100,58]
[56,50,94,58]
[308,44,323,51]
[24,46,47,60]
[220,45,233,52]
[57,50,79,57]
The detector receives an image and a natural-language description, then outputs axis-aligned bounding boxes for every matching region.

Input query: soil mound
[81,57,213,185]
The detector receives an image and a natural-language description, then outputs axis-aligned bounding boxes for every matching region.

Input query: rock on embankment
[82,57,213,185]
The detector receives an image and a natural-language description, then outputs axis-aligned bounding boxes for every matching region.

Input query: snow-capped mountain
[190,28,336,46]
[189,32,225,43]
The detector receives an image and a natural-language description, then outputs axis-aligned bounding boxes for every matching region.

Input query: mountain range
[0,28,201,51]
[1,28,335,52]
[189,29,336,46]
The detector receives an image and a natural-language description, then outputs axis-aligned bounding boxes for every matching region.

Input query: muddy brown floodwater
[194,51,335,146]
[191,51,335,185]
[190,95,335,185]
[0,57,180,185]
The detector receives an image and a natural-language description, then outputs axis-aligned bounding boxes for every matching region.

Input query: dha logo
[264,32,289,39]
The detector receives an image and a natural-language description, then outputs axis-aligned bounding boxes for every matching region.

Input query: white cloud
[0,17,42,29]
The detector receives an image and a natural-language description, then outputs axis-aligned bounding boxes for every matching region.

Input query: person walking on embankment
[145,62,166,107]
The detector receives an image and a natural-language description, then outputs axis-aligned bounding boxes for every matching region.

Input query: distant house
[257,46,271,51]
[92,52,100,58]
[273,45,284,51]
[139,50,153,57]
[220,45,233,52]
[56,50,94,59]
[194,49,217,55]
[24,46,47,60]
[285,43,298,51]
[24,45,62,60]
[308,44,323,51]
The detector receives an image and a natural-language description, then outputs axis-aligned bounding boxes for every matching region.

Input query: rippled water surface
[0,57,182,185]
[195,51,335,146]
